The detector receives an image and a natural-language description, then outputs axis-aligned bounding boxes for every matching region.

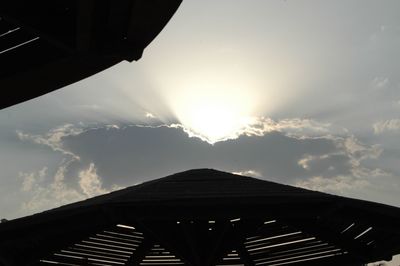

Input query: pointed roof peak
[152,168,257,182]
[42,168,324,214]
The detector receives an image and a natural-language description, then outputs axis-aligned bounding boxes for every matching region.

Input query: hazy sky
[1,0,400,237]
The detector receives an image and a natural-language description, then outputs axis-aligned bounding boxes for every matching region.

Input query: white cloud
[105,124,120,130]
[16,124,83,160]
[372,77,389,89]
[20,167,47,192]
[79,163,107,197]
[241,117,337,138]
[373,119,400,134]
[293,133,389,200]
[240,117,333,139]
[297,153,335,170]
[295,175,370,195]
[20,160,84,213]
[174,117,336,144]
[298,134,385,179]
[16,124,87,213]
[16,123,126,215]
[294,131,387,203]
[232,170,262,178]
[342,135,387,179]
[19,162,111,214]
[342,135,383,172]
[145,112,156,119]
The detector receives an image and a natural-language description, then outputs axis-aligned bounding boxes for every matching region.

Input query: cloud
[13,118,391,215]
[342,135,383,176]
[20,167,47,192]
[298,154,334,171]
[16,124,84,160]
[15,123,122,214]
[295,175,370,195]
[78,163,107,197]
[20,160,84,213]
[174,117,335,144]
[16,123,122,158]
[240,120,385,182]
[294,134,390,197]
[232,170,262,178]
[145,112,156,119]
[297,134,385,180]
[373,119,400,134]
[240,117,332,138]
[372,77,390,89]
[19,161,112,214]
[64,119,384,184]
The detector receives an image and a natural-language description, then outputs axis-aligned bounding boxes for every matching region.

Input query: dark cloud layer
[61,124,362,189]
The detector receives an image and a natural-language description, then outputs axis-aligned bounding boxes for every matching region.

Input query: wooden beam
[285,217,372,264]
[0,8,75,53]
[229,219,265,266]
[236,243,255,266]
[181,221,201,266]
[205,221,233,266]
[125,237,153,266]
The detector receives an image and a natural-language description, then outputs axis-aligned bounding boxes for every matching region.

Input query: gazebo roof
[0,0,182,110]
[1,169,400,266]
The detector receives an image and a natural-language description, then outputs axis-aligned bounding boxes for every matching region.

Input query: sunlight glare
[169,78,257,144]
[180,100,253,143]
[143,50,292,144]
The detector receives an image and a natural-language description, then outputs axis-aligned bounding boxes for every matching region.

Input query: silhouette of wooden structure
[0,169,399,266]
[0,0,182,109]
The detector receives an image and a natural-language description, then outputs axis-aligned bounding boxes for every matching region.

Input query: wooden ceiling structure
[0,0,182,110]
[0,169,399,266]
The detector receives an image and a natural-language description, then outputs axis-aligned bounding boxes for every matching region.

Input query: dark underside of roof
[0,0,182,110]
[0,169,400,266]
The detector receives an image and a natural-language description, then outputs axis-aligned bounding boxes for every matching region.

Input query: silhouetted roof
[0,0,182,109]
[1,169,400,266]
[52,169,334,210]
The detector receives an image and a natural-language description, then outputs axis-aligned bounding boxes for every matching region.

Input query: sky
[1,2,400,262]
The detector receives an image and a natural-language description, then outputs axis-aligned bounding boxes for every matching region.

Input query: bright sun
[169,83,256,144]
[153,59,272,144]
[179,100,252,143]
